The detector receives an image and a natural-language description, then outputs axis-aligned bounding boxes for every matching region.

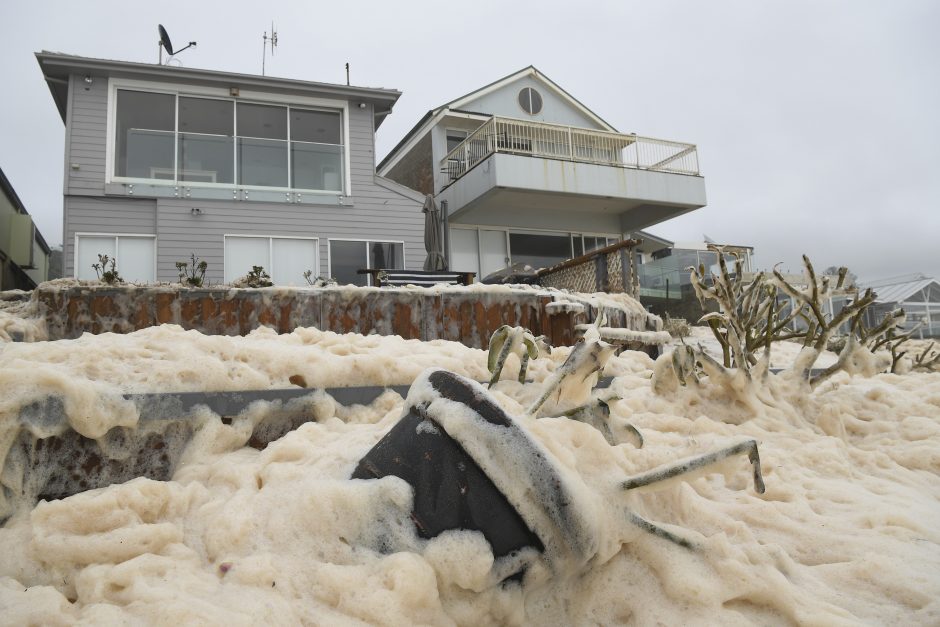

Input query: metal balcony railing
[440,116,700,184]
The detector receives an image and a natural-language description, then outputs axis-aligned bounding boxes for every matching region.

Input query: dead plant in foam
[907,341,940,372]
[176,254,208,288]
[652,251,909,401]
[231,265,273,288]
[92,254,123,285]
[663,313,690,339]
[480,321,765,553]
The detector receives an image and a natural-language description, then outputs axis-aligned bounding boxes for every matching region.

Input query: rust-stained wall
[35,285,607,349]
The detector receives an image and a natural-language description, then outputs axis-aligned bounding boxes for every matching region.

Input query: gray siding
[66,74,108,197]
[60,76,424,282]
[155,191,424,284]
[64,197,157,276]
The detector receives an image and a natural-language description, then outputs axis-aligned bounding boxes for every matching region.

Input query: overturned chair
[353,368,765,584]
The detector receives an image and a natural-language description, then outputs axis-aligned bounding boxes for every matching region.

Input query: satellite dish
[158,24,174,55]
[157,24,197,64]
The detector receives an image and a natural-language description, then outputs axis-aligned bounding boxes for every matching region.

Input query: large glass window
[114,89,343,192]
[237,103,288,187]
[329,240,404,286]
[178,97,234,183]
[223,236,318,286]
[291,109,343,191]
[451,229,620,279]
[508,232,571,270]
[114,91,175,179]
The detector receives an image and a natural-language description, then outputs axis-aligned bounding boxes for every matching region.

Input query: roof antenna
[158,24,196,65]
[262,23,278,76]
[345,62,350,86]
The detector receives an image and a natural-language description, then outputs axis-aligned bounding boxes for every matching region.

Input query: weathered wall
[35,285,611,349]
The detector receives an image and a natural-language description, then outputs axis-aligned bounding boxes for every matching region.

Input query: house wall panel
[155,194,424,284]
[64,197,157,277]
[460,75,606,131]
[65,74,109,197]
[59,71,425,281]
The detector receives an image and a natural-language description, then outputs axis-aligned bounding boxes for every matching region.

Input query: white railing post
[567,126,574,160]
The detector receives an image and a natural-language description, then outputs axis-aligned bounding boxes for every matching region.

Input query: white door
[479,230,509,279]
[224,236,318,285]
[449,228,479,277]
[272,238,318,286]
[118,237,156,283]
[224,237,270,283]
[76,236,116,280]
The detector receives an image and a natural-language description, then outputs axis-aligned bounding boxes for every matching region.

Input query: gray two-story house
[378,66,707,279]
[36,52,425,286]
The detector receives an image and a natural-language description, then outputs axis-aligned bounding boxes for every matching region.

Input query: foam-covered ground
[0,324,938,625]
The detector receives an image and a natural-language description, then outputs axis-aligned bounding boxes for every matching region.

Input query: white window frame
[73,232,157,282]
[517,87,543,116]
[327,238,407,286]
[449,224,619,276]
[444,128,469,153]
[223,234,320,284]
[106,78,351,195]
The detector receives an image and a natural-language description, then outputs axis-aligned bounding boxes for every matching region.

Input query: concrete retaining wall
[34,285,651,349]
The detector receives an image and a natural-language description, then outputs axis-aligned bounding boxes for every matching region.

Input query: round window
[518,87,543,115]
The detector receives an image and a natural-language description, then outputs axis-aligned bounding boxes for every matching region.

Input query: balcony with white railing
[440,116,700,186]
[436,116,706,229]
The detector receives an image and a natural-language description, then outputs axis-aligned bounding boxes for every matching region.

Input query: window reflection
[330,240,404,286]
[114,89,344,192]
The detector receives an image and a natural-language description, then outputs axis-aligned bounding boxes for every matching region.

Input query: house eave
[35,51,402,123]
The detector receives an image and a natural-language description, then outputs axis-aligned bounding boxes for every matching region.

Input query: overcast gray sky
[3,0,937,283]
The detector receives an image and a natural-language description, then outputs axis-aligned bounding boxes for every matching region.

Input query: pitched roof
[442,66,618,132]
[378,66,617,173]
[860,275,939,304]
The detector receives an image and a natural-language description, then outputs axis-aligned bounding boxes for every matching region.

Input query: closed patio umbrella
[422,194,446,271]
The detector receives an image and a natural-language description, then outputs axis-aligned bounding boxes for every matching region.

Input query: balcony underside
[439,153,706,233]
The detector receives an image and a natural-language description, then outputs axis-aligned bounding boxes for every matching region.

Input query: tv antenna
[158,24,197,65]
[262,23,278,76]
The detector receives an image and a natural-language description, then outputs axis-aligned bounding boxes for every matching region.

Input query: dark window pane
[116,90,175,131]
[292,143,342,190]
[291,109,341,144]
[446,131,468,153]
[585,236,606,253]
[370,242,404,270]
[529,89,542,114]
[115,90,175,178]
[238,138,288,187]
[509,233,571,270]
[518,87,543,115]
[179,97,233,135]
[330,240,367,286]
[572,236,584,258]
[237,103,287,139]
[179,134,234,183]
